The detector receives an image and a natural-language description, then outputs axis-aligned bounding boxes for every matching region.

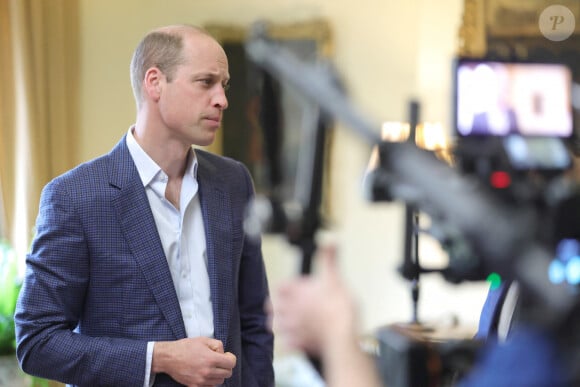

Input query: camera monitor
[454,58,574,138]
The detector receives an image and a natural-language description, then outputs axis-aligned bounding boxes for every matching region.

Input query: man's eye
[223,83,231,91]
[200,79,212,86]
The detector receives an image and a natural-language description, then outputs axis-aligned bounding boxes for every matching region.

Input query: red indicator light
[490,171,511,189]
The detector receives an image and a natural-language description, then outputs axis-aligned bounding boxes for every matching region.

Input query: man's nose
[213,85,228,110]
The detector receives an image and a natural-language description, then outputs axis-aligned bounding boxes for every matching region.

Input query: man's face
[157,32,230,147]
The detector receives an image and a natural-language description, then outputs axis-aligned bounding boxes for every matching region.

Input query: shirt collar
[125,126,198,187]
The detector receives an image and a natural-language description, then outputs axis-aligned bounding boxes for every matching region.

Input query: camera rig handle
[245,24,579,333]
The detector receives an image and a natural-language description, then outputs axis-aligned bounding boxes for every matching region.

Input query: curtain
[0,0,15,245]
[0,0,79,265]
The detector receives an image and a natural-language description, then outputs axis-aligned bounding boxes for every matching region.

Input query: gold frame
[458,0,580,58]
[486,0,580,37]
[204,19,333,155]
[458,0,487,57]
[205,18,333,58]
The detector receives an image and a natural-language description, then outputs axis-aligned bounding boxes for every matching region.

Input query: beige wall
[78,0,489,345]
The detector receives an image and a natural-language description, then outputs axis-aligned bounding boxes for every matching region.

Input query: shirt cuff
[144,341,155,387]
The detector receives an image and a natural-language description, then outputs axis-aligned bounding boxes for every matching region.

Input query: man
[15,25,274,387]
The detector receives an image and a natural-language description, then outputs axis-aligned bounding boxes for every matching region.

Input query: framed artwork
[459,0,580,57]
[485,0,580,37]
[205,20,334,210]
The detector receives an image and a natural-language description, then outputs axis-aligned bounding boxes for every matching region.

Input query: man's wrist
[151,341,171,374]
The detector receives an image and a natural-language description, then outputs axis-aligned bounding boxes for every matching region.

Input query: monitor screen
[454,59,574,138]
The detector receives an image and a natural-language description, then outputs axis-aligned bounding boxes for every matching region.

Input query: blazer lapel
[108,137,187,339]
[197,153,234,346]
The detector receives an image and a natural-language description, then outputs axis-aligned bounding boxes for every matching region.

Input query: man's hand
[271,245,357,355]
[270,245,385,387]
[152,337,237,386]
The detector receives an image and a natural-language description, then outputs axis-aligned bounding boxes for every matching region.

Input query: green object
[0,314,15,354]
[31,377,51,387]
[0,240,21,353]
[486,272,502,290]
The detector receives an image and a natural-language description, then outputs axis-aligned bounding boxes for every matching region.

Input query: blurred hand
[270,245,385,387]
[270,245,357,355]
[152,337,236,386]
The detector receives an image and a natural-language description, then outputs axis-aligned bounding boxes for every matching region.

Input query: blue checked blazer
[15,135,274,387]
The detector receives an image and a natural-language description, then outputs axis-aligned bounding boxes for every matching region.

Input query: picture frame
[458,0,580,58]
[204,19,334,208]
[485,0,580,38]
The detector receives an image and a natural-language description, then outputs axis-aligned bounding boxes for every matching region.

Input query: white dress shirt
[126,128,214,386]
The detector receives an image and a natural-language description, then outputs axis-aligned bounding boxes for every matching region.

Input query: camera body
[374,323,481,387]
[451,57,579,286]
[374,57,580,387]
[453,57,574,193]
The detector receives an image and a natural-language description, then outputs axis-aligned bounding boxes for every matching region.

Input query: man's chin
[194,134,217,148]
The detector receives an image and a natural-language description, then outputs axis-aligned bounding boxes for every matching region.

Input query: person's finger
[317,244,340,280]
[224,351,237,368]
[213,351,237,370]
[207,339,224,353]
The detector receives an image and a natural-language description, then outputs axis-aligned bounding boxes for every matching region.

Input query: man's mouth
[205,116,221,126]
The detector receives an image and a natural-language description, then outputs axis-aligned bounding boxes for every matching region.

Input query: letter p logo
[539,5,575,41]
[550,15,565,30]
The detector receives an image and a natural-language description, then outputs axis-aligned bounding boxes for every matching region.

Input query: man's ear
[143,67,163,102]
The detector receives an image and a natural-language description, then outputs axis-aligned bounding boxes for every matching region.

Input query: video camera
[366,57,580,283]
[244,26,580,386]
[453,58,574,194]
[372,57,580,387]
[446,57,579,286]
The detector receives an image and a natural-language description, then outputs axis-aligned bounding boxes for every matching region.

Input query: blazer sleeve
[236,162,275,387]
[14,177,148,386]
